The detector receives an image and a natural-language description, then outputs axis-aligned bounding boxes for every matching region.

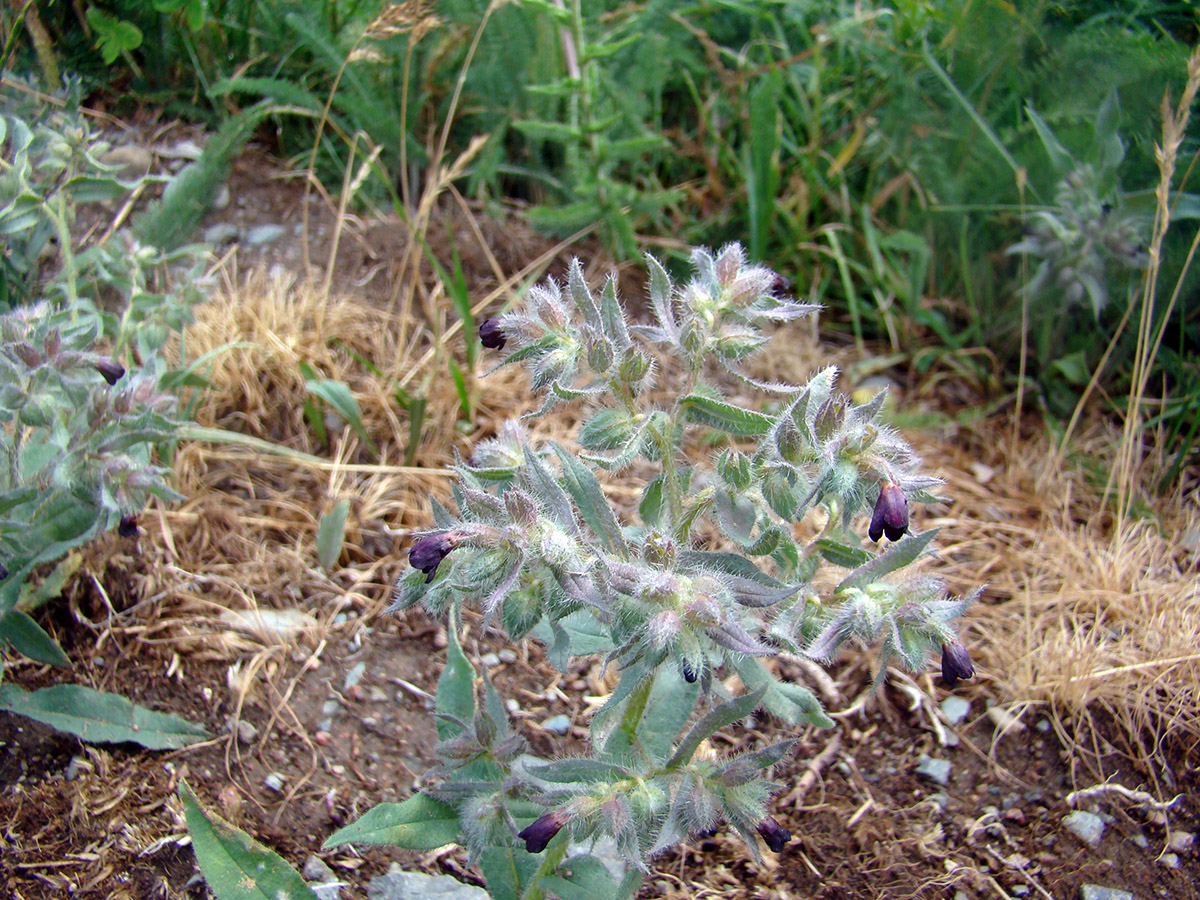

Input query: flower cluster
[379,245,977,895]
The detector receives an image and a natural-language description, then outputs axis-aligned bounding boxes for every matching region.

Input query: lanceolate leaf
[324,792,460,850]
[180,780,318,900]
[0,611,70,666]
[316,499,350,572]
[542,854,623,900]
[680,394,774,436]
[836,528,941,592]
[551,443,626,556]
[437,624,476,740]
[527,758,630,784]
[667,687,766,769]
[0,684,207,748]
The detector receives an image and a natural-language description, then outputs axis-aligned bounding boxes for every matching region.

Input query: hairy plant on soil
[325,244,979,899]
[0,87,208,746]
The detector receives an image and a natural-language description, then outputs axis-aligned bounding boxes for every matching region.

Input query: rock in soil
[366,866,488,900]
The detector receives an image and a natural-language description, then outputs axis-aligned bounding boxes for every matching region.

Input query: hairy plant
[325,244,979,899]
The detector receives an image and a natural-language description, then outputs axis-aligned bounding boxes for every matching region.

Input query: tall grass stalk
[1111,45,1200,533]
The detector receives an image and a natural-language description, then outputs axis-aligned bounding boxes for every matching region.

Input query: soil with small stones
[2,127,1198,900]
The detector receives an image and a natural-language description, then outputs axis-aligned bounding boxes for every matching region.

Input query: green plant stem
[519,840,568,900]
[49,193,76,308]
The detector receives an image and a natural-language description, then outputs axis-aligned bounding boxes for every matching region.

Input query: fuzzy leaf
[815,537,872,569]
[551,443,626,556]
[645,254,678,342]
[323,792,460,850]
[437,625,476,740]
[522,444,579,535]
[527,758,629,784]
[316,499,350,572]
[180,780,317,900]
[0,610,70,666]
[0,684,207,748]
[479,845,539,900]
[836,528,940,592]
[667,686,766,769]
[542,854,623,900]
[680,395,773,436]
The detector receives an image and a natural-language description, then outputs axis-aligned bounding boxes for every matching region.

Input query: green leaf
[814,537,872,569]
[305,379,378,455]
[1025,103,1075,177]
[316,499,350,572]
[668,687,766,769]
[85,8,143,63]
[0,684,208,748]
[437,624,476,740]
[542,854,622,900]
[0,610,70,666]
[638,475,664,525]
[323,792,460,850]
[180,780,318,900]
[680,394,773,436]
[732,657,833,729]
[527,758,629,783]
[550,443,625,556]
[836,528,941,593]
[578,409,637,452]
[479,845,539,900]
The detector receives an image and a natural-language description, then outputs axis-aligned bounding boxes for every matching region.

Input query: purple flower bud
[518,810,569,853]
[408,531,461,583]
[118,514,139,538]
[941,639,974,687]
[94,358,125,386]
[0,562,8,580]
[869,482,908,542]
[479,317,506,350]
[756,816,791,853]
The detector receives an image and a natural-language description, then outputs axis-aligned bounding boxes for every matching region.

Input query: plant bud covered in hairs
[93,357,125,385]
[756,817,791,852]
[408,531,463,582]
[518,810,570,853]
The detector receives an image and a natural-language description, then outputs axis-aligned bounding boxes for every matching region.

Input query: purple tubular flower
[0,562,8,580]
[756,816,791,853]
[479,317,506,350]
[869,482,908,542]
[941,639,975,687]
[408,532,461,583]
[118,514,139,538]
[94,358,126,385]
[518,810,569,853]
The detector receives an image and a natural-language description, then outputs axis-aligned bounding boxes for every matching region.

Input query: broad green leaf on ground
[180,780,317,900]
[0,611,71,666]
[316,499,350,571]
[0,684,207,748]
[323,793,460,850]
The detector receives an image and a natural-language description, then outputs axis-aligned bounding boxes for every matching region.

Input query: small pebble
[940,695,970,726]
[926,792,950,812]
[236,720,258,745]
[1130,833,1150,849]
[541,714,571,735]
[263,772,287,793]
[314,731,332,746]
[1004,808,1026,825]
[64,756,87,782]
[498,649,517,664]
[1159,852,1180,869]
[480,653,500,668]
[343,662,367,690]
[914,754,951,787]
[1080,887,1133,900]
[505,699,521,714]
[322,700,341,717]
[1036,718,1052,733]
[1011,886,1029,897]
[1167,830,1194,852]
[245,223,287,245]
[202,223,240,246]
[1063,810,1105,847]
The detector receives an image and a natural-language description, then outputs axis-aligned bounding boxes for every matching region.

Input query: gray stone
[304,856,343,900]
[366,866,488,900]
[1159,853,1180,869]
[1063,811,1105,847]
[914,754,951,786]
[1130,833,1150,849]
[498,649,517,664]
[940,695,970,726]
[203,223,240,246]
[1012,886,1030,897]
[1167,830,1194,852]
[1079,886,1133,900]
[480,652,500,668]
[541,714,571,735]
[1036,718,1052,733]
[245,224,287,245]
[100,144,152,179]
[926,792,951,812]
[263,772,286,793]
[235,719,257,745]
[64,756,88,782]
[343,661,367,690]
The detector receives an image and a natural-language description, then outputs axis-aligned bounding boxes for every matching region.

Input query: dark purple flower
[94,358,125,385]
[0,562,8,580]
[869,482,908,542]
[941,639,974,687]
[756,816,791,853]
[518,810,569,853]
[409,532,461,583]
[118,514,139,538]
[479,317,506,350]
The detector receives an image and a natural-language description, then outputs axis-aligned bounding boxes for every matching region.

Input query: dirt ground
[1,129,1197,900]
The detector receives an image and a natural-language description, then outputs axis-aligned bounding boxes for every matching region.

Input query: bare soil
[1,130,1196,900]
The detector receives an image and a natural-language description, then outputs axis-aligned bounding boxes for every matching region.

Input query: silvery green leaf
[579,408,637,451]
[599,275,631,350]
[732,656,832,728]
[541,854,623,900]
[714,489,757,546]
[645,254,679,342]
[690,246,718,296]
[678,550,782,584]
[522,444,579,535]
[814,537,872,569]
[590,658,651,753]
[680,394,773,436]
[708,618,773,656]
[324,792,461,850]
[717,572,801,608]
[437,624,476,741]
[667,686,766,769]
[551,443,626,557]
[836,528,941,592]
[638,474,664,526]
[567,257,603,331]
[527,758,629,784]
